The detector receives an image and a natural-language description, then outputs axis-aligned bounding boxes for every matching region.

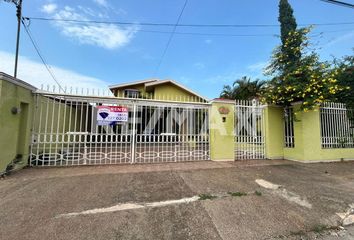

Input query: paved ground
[1,160,354,240]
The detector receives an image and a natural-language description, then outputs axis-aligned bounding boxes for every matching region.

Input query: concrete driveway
[1,160,354,240]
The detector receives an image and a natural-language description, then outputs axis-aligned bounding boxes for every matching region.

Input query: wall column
[209,99,235,161]
[264,105,284,159]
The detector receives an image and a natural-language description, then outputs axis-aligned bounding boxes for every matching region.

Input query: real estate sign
[97,106,128,125]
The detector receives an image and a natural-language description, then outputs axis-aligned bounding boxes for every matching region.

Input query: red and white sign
[97,106,128,125]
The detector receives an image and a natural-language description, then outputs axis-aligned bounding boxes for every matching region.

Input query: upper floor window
[124,89,140,98]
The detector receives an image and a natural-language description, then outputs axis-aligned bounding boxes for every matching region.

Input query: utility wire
[320,0,354,8]
[140,29,278,37]
[24,16,354,28]
[153,0,188,76]
[138,28,354,36]
[21,19,65,92]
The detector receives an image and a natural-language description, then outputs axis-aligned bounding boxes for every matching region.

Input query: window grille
[124,89,140,98]
[320,102,354,148]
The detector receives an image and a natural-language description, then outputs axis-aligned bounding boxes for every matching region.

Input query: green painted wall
[264,106,284,159]
[0,79,34,174]
[210,101,234,160]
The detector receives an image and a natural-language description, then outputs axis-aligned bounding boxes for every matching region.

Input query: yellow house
[109,79,208,102]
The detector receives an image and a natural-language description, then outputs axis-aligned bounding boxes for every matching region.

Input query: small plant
[228,191,247,197]
[198,194,217,200]
[255,190,262,196]
[311,224,328,233]
[289,230,305,236]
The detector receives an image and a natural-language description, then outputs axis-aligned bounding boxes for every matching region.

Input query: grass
[311,224,331,233]
[198,193,217,200]
[255,190,262,196]
[289,230,306,236]
[227,191,247,197]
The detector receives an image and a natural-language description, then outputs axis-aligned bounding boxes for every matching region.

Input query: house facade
[109,79,208,102]
[1,72,354,174]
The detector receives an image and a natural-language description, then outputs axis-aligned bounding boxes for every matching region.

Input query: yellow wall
[302,107,354,162]
[112,82,204,102]
[274,104,354,162]
[153,82,203,102]
[209,101,234,160]
[282,104,305,161]
[0,79,34,173]
[264,106,284,159]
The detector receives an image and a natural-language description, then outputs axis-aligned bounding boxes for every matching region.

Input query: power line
[24,16,354,28]
[140,29,278,37]
[21,19,65,92]
[153,0,188,76]
[320,0,354,8]
[138,28,354,37]
[21,16,354,37]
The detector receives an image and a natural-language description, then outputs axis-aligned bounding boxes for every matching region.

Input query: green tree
[279,0,297,45]
[263,27,345,111]
[220,76,266,100]
[333,53,354,108]
[278,0,301,72]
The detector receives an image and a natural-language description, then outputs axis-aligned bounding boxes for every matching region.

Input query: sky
[0,0,353,99]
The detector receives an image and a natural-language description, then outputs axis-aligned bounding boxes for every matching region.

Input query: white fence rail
[30,93,210,166]
[37,85,208,103]
[284,107,295,148]
[320,102,354,149]
[234,100,266,160]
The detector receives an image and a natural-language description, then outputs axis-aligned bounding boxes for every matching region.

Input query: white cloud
[41,3,57,14]
[45,5,137,49]
[0,51,110,92]
[247,61,268,72]
[322,31,354,49]
[93,0,109,8]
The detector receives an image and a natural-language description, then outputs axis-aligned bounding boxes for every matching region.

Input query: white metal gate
[30,92,210,166]
[234,100,266,160]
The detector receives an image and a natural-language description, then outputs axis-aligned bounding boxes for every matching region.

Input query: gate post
[209,99,235,161]
[131,103,137,164]
[264,105,284,159]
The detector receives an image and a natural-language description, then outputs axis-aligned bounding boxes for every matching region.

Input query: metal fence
[30,91,210,166]
[234,100,266,160]
[320,102,354,149]
[284,107,295,148]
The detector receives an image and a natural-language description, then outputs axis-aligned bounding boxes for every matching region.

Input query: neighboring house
[109,79,208,102]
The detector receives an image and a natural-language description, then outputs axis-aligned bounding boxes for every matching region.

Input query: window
[284,107,295,148]
[320,102,354,148]
[124,89,140,98]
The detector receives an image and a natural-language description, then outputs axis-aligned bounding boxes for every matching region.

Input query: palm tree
[220,76,266,100]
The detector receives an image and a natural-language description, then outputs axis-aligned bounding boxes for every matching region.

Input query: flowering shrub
[263,27,348,111]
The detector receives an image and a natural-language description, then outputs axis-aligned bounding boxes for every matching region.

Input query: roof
[145,79,208,101]
[0,72,37,91]
[108,79,158,89]
[109,78,208,101]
